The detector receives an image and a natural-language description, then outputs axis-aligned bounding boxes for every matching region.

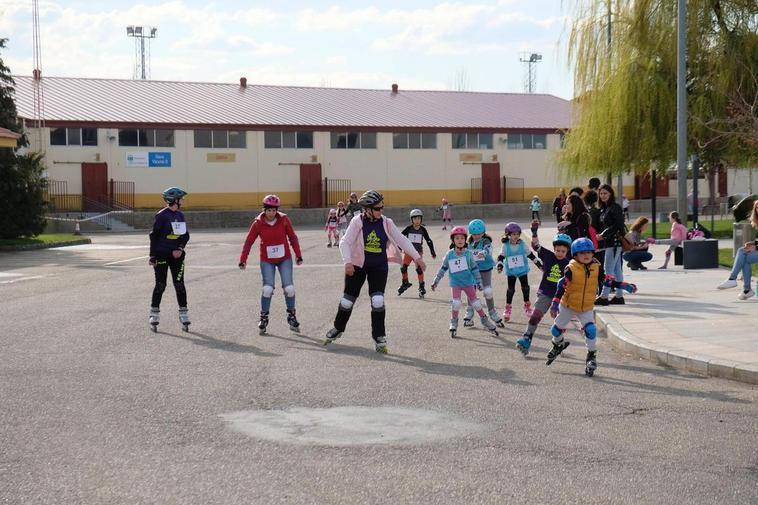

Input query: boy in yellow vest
[547,238,637,376]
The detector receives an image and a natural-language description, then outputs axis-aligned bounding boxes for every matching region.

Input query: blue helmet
[553,233,572,248]
[571,237,595,256]
[162,187,187,203]
[468,219,486,235]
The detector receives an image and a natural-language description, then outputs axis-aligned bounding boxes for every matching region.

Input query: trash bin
[683,239,719,269]
[734,222,757,257]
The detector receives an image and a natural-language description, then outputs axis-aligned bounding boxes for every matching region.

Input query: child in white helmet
[325,208,339,247]
[398,208,437,298]
[431,226,499,338]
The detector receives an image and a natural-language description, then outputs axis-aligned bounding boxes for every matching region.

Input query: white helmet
[409,208,423,219]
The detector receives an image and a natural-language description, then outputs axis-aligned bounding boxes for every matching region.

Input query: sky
[0,0,576,99]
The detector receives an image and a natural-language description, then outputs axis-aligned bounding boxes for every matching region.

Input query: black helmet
[358,190,384,208]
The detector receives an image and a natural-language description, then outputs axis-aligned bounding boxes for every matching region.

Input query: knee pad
[471,299,483,311]
[339,296,355,310]
[665,250,671,257]
[154,282,166,294]
[415,266,423,275]
[370,293,385,311]
[583,322,597,340]
[283,284,295,297]
[482,286,493,299]
[551,324,565,338]
[528,308,543,326]
[451,298,462,311]
[262,284,274,298]
[400,264,408,274]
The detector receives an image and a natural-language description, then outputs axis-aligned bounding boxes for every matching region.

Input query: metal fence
[470,177,482,204]
[109,179,135,210]
[323,178,351,207]
[44,179,81,212]
[503,177,525,203]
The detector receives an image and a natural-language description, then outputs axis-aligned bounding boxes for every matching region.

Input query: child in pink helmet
[325,208,339,247]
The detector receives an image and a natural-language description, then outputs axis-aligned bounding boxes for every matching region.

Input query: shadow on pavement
[160,330,281,357]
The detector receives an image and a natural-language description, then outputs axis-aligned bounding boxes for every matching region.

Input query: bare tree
[447,67,470,92]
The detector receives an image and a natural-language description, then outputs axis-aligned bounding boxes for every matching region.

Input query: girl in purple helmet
[431,226,498,338]
[496,222,540,322]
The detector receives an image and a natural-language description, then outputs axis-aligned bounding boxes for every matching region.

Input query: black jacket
[599,202,624,247]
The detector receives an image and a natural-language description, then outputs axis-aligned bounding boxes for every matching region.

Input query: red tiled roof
[12,76,571,131]
[0,126,21,139]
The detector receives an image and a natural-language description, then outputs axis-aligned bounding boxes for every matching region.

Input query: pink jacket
[339,215,420,267]
[671,222,688,242]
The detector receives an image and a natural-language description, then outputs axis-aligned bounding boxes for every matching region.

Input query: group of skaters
[147,184,642,377]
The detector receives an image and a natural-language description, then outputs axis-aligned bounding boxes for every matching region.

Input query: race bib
[408,233,423,244]
[507,255,525,269]
[472,250,486,262]
[170,222,187,235]
[266,244,285,259]
[449,257,469,274]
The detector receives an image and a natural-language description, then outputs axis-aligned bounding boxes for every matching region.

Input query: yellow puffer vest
[561,259,600,312]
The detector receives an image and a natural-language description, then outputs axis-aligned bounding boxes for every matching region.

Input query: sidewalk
[596,243,758,384]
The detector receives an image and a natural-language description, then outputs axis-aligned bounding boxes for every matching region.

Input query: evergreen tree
[0,38,47,239]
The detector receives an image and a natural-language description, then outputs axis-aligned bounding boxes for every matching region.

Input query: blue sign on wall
[148,152,171,168]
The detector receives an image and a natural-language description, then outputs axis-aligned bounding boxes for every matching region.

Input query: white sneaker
[737,289,755,300]
[717,279,738,289]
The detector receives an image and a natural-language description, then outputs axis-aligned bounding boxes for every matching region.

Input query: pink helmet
[262,194,280,207]
[442,198,448,204]
[450,226,467,238]
[329,208,337,215]
[337,201,345,207]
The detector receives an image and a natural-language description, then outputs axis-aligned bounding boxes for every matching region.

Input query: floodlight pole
[676,0,688,224]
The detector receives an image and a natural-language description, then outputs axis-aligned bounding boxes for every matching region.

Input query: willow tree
[559,0,758,197]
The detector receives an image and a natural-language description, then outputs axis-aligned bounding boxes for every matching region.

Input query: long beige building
[13,75,600,210]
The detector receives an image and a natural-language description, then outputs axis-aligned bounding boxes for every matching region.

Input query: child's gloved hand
[431,282,437,292]
[619,282,637,294]
[550,298,560,318]
[477,282,483,291]
[603,274,616,286]
[431,254,437,259]
[530,220,539,236]
[496,262,504,273]
[533,258,544,271]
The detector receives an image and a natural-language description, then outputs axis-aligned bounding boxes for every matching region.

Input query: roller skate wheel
[585,367,595,377]
[450,330,457,338]
[496,320,505,328]
[182,323,190,332]
[150,324,158,333]
[259,328,267,335]
[463,319,474,327]
[375,345,388,354]
[517,344,529,356]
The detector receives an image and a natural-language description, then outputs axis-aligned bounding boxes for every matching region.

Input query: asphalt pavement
[1,222,757,505]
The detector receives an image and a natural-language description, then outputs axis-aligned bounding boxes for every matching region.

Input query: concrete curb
[0,238,92,251]
[596,311,758,385]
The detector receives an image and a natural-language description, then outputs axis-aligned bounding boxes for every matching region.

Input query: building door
[635,173,669,199]
[481,163,501,204]
[717,165,727,197]
[299,163,322,208]
[81,162,108,211]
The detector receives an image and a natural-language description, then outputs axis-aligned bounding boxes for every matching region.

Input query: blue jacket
[500,240,530,277]
[469,236,495,272]
[433,249,483,288]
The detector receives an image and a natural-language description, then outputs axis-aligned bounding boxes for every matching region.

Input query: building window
[50,127,98,146]
[264,131,313,149]
[330,132,377,149]
[507,133,547,150]
[452,132,493,149]
[393,132,437,149]
[119,128,174,147]
[193,130,245,149]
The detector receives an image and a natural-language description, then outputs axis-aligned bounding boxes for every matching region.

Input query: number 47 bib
[449,257,469,273]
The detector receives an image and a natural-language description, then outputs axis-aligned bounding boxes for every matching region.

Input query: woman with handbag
[596,184,626,305]
[622,217,653,270]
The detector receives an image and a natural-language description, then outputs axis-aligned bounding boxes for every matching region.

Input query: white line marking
[104,255,150,266]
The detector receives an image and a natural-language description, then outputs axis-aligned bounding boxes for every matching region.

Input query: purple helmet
[504,222,522,235]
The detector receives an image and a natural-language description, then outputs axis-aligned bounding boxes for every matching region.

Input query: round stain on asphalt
[220,406,488,446]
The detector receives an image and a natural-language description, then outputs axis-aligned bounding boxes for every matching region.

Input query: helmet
[450,226,467,238]
[349,192,357,199]
[262,194,281,207]
[358,190,384,207]
[504,222,522,235]
[533,195,539,199]
[409,208,423,219]
[468,219,486,235]
[337,201,345,207]
[162,187,187,203]
[552,233,572,248]
[329,208,337,215]
[441,198,448,204]
[571,237,595,256]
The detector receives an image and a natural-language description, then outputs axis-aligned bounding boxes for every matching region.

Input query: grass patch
[646,218,735,239]
[719,248,758,275]
[0,234,86,247]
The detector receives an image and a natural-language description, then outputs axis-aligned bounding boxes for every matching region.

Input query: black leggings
[151,255,187,308]
[333,266,388,340]
[506,274,530,304]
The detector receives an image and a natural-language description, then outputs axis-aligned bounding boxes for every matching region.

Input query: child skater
[529,195,542,222]
[346,192,362,219]
[515,220,572,355]
[647,211,687,269]
[337,201,348,235]
[463,219,504,328]
[546,238,637,376]
[496,222,540,322]
[325,208,339,247]
[439,198,453,230]
[431,226,499,338]
[398,209,437,298]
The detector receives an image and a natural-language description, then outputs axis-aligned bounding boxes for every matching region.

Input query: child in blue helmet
[149,187,191,332]
[496,222,541,322]
[463,219,503,327]
[515,220,572,355]
[546,237,637,376]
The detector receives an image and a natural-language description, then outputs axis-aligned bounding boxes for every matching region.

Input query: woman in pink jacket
[323,190,426,353]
